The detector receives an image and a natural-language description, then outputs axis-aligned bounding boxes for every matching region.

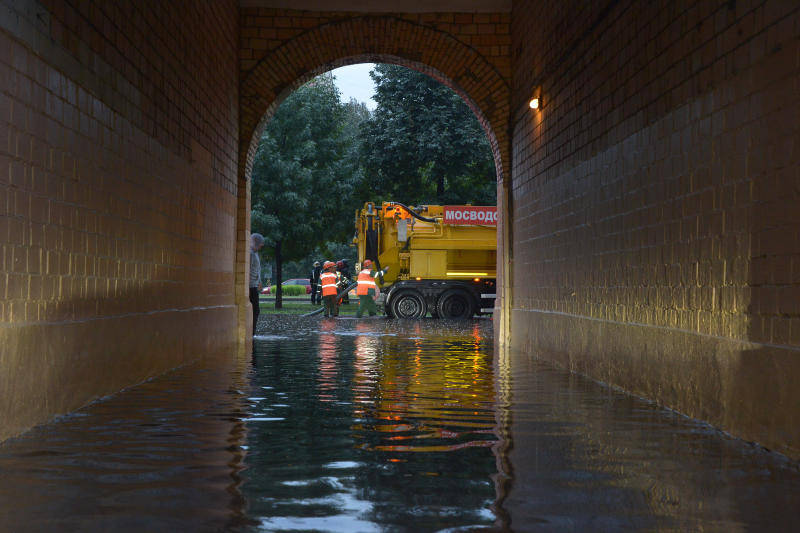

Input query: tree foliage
[251,74,366,304]
[358,64,496,206]
[251,65,498,302]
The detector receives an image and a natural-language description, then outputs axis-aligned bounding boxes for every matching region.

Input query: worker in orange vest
[355,259,381,318]
[320,261,339,318]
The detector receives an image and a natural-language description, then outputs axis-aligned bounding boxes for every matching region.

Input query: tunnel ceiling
[239,0,511,12]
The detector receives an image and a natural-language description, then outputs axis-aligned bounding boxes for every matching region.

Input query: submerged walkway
[1,315,799,531]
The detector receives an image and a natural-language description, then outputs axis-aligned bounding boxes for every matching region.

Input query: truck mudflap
[480,292,497,314]
[383,279,495,319]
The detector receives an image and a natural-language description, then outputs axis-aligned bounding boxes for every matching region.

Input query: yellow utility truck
[353,201,497,319]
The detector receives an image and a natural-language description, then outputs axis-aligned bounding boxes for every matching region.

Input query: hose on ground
[301,282,358,317]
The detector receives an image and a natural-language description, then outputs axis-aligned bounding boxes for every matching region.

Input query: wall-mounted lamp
[529,87,542,111]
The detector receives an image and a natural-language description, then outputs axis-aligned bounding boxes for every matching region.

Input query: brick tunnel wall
[510,0,800,457]
[0,1,240,440]
[240,9,511,78]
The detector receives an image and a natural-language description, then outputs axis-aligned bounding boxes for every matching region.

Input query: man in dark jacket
[337,259,352,304]
[310,261,322,305]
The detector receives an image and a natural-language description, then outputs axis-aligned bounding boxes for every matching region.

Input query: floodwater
[0,315,799,532]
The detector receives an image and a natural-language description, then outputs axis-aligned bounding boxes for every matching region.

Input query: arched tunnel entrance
[234,14,514,350]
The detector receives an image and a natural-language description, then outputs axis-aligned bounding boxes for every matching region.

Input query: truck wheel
[390,290,427,319]
[437,289,475,319]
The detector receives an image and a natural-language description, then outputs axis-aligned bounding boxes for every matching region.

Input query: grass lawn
[259,300,363,316]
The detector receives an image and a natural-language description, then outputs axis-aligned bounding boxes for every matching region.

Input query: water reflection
[2,316,800,532]
[501,352,800,532]
[245,317,500,532]
[0,353,252,532]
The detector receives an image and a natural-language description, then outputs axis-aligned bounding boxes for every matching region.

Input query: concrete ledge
[510,309,800,459]
[0,306,238,442]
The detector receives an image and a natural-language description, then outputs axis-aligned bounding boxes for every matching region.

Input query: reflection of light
[317,325,338,403]
[354,324,380,361]
[346,319,504,529]
[353,322,382,421]
[373,440,495,453]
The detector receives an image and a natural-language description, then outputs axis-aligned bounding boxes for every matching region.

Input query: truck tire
[437,289,475,319]
[390,290,427,319]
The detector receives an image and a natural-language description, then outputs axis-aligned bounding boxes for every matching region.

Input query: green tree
[251,74,363,307]
[358,64,496,206]
[280,241,358,282]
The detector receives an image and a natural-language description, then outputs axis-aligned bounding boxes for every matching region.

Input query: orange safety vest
[356,269,377,296]
[320,271,338,296]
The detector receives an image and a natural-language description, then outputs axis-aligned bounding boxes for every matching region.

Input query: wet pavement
[1,315,799,532]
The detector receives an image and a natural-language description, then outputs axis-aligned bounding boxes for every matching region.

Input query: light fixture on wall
[529,86,542,111]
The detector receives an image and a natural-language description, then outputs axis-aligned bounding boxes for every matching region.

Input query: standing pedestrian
[310,261,322,305]
[320,261,339,318]
[338,259,352,304]
[355,259,381,318]
[249,233,265,334]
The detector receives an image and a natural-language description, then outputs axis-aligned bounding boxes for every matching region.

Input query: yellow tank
[354,202,497,318]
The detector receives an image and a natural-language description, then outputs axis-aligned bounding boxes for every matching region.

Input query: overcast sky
[331,63,377,110]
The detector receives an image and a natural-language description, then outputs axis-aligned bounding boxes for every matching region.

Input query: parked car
[282,278,312,294]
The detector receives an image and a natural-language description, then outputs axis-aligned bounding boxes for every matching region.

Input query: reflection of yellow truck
[353,202,496,318]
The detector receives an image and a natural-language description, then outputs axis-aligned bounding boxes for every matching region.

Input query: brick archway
[238,15,511,182]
